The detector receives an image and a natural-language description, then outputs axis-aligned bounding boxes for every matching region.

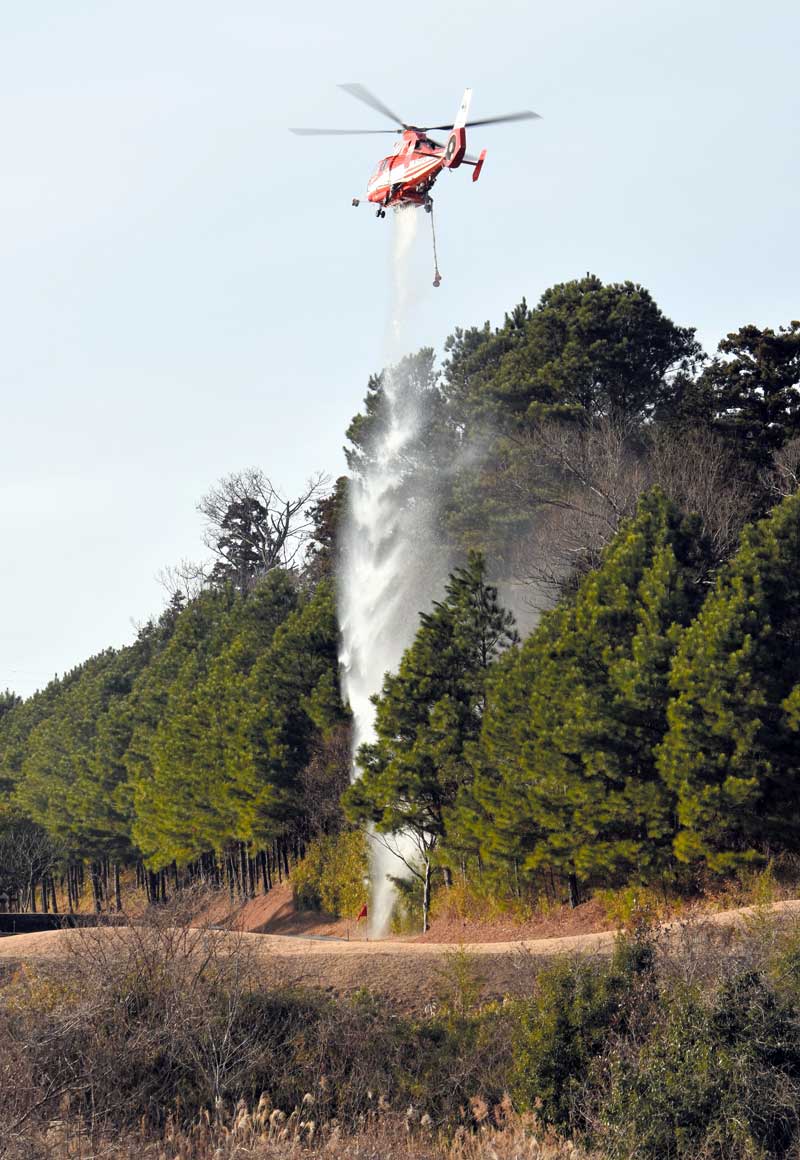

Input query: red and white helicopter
[291,85,540,285]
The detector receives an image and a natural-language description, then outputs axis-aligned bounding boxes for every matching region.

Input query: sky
[1,0,798,696]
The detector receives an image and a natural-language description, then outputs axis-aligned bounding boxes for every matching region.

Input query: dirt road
[2,899,798,1010]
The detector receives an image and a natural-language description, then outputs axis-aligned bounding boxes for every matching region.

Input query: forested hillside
[2,275,800,920]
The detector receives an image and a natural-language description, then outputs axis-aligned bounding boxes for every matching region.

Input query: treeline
[0,478,350,912]
[2,273,800,919]
[343,278,800,927]
[348,488,800,929]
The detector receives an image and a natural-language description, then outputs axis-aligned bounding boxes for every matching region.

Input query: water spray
[339,207,448,937]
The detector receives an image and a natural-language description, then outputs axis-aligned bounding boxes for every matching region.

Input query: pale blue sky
[2,0,798,695]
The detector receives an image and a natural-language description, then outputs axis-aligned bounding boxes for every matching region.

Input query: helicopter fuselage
[366,130,445,209]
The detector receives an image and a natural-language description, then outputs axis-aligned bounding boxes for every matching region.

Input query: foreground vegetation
[2,1111,586,1160]
[6,901,800,1158]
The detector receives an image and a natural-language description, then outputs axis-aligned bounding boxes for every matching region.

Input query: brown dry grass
[9,1104,593,1160]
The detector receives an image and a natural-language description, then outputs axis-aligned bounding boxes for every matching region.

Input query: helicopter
[290,85,540,286]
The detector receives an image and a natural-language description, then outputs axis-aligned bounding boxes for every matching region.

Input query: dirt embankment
[189,881,357,939]
[184,881,618,944]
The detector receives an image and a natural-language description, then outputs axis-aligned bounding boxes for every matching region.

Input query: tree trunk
[239,842,249,899]
[568,873,580,909]
[114,863,122,912]
[227,851,236,903]
[422,858,432,934]
[90,864,102,913]
[442,866,453,889]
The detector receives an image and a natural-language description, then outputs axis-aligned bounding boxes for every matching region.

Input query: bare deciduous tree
[0,821,62,911]
[299,723,353,837]
[156,557,212,602]
[765,435,800,498]
[504,418,648,595]
[199,469,330,587]
[502,419,754,598]
[649,427,755,566]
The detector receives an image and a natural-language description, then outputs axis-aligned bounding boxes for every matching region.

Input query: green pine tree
[658,488,800,871]
[478,489,709,901]
[699,321,800,469]
[344,553,517,931]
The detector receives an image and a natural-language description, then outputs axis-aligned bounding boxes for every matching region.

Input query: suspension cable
[429,202,442,287]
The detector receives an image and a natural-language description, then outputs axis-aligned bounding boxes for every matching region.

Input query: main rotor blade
[425,110,541,131]
[338,83,408,128]
[290,127,399,135]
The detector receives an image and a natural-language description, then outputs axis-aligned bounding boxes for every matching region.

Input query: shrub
[508,936,655,1131]
[597,884,669,930]
[291,831,368,918]
[596,970,800,1159]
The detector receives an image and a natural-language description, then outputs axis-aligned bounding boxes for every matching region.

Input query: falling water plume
[339,207,447,937]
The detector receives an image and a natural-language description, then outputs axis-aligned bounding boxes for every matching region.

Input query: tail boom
[442,87,472,169]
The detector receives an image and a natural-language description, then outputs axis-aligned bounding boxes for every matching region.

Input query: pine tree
[441,276,702,430]
[16,650,128,857]
[699,322,800,469]
[130,573,299,868]
[658,489,800,871]
[478,489,709,900]
[238,577,346,851]
[127,585,242,866]
[344,553,517,931]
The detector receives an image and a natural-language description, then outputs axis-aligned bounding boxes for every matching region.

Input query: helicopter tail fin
[453,88,472,130]
[472,148,487,182]
[442,88,472,169]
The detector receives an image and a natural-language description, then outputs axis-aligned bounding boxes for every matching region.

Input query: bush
[291,831,368,918]
[508,936,655,1130]
[596,970,800,1159]
[597,884,670,930]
